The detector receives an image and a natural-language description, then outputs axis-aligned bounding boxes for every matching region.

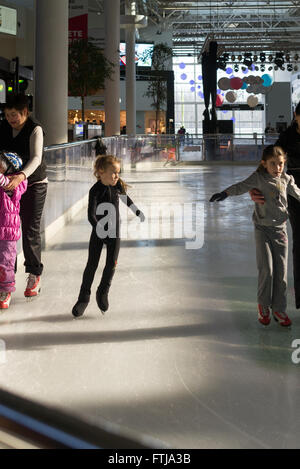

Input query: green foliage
[142,43,173,133]
[151,43,173,71]
[68,39,114,121]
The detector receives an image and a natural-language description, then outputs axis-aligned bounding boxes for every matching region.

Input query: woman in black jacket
[0,94,47,298]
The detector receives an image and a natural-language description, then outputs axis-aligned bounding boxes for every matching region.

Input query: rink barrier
[0,388,163,449]
[16,133,279,256]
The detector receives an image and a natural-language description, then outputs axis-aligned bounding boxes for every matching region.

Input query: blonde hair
[94,155,130,193]
[257,145,286,172]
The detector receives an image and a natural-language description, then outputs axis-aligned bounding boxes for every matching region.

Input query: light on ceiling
[260,52,266,62]
[274,53,284,67]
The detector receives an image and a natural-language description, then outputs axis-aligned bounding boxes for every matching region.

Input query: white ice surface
[0,165,300,449]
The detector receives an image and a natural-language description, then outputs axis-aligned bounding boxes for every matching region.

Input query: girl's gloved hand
[210,191,228,202]
[137,210,145,222]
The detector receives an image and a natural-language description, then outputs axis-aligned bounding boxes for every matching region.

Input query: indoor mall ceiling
[98,0,300,58]
[7,0,300,58]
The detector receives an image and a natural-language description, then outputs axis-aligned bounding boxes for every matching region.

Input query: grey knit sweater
[225,169,300,227]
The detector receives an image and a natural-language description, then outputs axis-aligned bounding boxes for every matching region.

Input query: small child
[72,155,145,317]
[0,151,27,309]
[210,145,300,327]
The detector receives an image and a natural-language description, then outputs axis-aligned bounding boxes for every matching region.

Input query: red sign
[69,14,88,42]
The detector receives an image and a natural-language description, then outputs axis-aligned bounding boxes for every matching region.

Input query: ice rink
[0,164,300,449]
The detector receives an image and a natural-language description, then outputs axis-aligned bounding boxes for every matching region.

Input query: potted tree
[143,43,173,135]
[69,39,114,137]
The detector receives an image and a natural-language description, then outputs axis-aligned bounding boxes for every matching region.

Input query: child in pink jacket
[0,151,27,309]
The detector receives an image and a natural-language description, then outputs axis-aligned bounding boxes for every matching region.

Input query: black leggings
[78,229,120,301]
[20,183,48,276]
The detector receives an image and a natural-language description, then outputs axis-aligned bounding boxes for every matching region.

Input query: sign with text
[0,5,17,36]
[69,0,88,42]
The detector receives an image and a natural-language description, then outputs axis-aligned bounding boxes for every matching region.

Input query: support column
[34,0,68,145]
[125,1,136,137]
[121,7,147,137]
[104,0,120,137]
[125,26,136,136]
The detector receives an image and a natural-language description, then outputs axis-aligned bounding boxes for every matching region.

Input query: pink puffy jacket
[0,179,28,241]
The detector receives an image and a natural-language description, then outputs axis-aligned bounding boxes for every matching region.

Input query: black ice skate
[72,298,89,318]
[96,286,109,314]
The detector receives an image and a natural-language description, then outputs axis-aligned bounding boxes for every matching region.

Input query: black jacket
[0,117,47,184]
[88,180,140,238]
[276,122,300,173]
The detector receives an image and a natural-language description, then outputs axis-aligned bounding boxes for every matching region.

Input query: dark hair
[4,94,29,112]
[0,156,9,174]
[295,101,300,116]
[257,145,286,172]
[95,137,107,156]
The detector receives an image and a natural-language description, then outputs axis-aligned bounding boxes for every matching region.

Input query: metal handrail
[44,138,97,152]
[0,388,161,449]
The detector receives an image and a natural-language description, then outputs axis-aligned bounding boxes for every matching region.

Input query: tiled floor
[0,164,300,449]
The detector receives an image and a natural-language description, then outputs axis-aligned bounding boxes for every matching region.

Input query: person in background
[251,102,300,309]
[0,94,47,298]
[265,122,272,134]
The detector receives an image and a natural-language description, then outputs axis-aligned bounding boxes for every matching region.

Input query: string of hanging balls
[217,74,273,108]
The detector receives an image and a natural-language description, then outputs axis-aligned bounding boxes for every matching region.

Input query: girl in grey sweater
[210,145,300,327]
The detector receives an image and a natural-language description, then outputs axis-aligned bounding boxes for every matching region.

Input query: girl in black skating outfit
[72,155,144,317]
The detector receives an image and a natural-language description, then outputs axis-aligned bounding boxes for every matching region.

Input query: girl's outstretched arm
[117,182,145,221]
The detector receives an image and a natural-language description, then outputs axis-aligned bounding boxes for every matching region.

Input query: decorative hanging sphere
[216,94,224,107]
[261,74,273,87]
[225,91,237,103]
[218,77,231,90]
[247,95,258,107]
[260,84,273,94]
[241,81,248,90]
[230,77,243,90]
